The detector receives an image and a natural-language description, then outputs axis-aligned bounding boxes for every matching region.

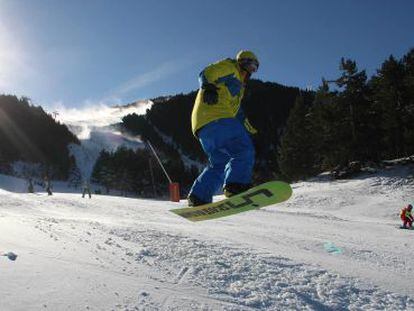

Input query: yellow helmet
[236,50,259,73]
[236,50,259,63]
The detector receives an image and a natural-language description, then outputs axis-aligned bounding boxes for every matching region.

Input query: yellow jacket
[191,58,247,135]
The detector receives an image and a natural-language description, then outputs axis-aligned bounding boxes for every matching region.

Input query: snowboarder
[187,50,259,206]
[82,180,92,199]
[400,204,413,229]
[44,176,53,195]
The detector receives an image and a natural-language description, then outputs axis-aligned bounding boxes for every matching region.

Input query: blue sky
[1,0,413,109]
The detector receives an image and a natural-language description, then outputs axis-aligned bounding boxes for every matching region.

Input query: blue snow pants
[189,118,255,203]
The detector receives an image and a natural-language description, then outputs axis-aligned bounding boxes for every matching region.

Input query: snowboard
[171,181,292,222]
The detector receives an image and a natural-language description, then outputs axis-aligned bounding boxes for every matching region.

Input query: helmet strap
[240,69,250,82]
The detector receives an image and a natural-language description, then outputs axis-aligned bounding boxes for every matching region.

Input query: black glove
[202,83,219,105]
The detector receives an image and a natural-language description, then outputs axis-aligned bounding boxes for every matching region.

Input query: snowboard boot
[187,194,208,207]
[223,183,252,198]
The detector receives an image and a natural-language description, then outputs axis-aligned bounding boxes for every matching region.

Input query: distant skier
[187,50,259,206]
[44,176,53,196]
[82,180,92,199]
[27,178,34,193]
[400,204,413,229]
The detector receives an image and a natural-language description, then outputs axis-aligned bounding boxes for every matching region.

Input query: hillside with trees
[0,95,79,179]
[279,49,414,180]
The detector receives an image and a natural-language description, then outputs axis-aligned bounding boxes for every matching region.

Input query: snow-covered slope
[1,164,414,310]
[55,101,152,180]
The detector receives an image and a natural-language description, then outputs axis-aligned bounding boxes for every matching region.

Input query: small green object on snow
[324,242,343,255]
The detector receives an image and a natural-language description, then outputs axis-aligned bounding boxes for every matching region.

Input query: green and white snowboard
[171,181,292,222]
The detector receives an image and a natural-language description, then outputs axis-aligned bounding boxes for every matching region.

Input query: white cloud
[109,59,190,98]
[44,58,191,114]
[49,99,153,128]
[41,60,185,123]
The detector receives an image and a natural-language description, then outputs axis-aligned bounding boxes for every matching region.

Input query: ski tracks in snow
[91,226,414,310]
[1,167,414,310]
[29,212,414,310]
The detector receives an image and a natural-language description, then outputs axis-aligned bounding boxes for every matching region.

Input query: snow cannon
[169,182,181,202]
[146,140,181,202]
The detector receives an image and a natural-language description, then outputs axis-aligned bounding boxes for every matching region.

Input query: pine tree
[402,49,414,155]
[308,82,344,169]
[67,163,82,189]
[278,96,317,180]
[335,59,379,162]
[371,55,406,158]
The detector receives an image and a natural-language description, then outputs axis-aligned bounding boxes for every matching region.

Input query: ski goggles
[240,58,259,73]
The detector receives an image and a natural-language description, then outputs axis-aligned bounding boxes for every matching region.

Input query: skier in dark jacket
[44,176,53,196]
[82,180,92,199]
[27,178,34,193]
[187,50,259,206]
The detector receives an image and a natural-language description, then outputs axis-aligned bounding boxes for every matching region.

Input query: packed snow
[1,164,414,310]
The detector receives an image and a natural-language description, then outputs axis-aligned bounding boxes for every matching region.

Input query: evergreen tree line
[90,146,198,197]
[91,147,156,196]
[279,49,414,180]
[0,95,79,179]
[122,112,200,188]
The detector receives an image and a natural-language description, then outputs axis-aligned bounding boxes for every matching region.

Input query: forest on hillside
[279,50,414,180]
[0,95,79,179]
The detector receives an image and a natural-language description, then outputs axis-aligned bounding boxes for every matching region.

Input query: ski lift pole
[146,140,180,202]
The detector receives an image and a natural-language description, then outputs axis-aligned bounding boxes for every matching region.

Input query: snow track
[1,165,414,310]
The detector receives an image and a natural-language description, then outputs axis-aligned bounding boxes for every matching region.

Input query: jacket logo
[216,74,242,97]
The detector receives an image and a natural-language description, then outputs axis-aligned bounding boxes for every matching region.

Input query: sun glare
[0,19,27,90]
